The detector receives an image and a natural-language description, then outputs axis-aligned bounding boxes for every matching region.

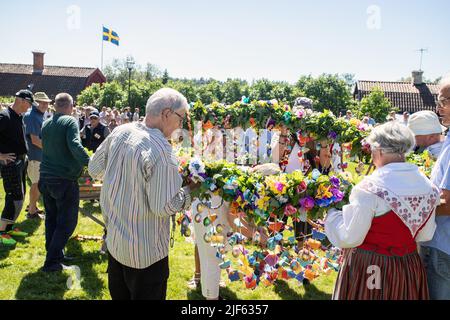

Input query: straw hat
[34,92,52,103]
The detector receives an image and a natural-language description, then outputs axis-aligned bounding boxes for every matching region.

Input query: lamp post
[126,58,135,108]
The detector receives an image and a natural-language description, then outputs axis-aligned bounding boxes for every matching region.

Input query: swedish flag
[103,26,120,46]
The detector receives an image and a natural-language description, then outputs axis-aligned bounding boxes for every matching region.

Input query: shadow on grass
[0,215,42,262]
[79,200,100,215]
[186,282,240,300]
[220,286,239,300]
[15,268,69,300]
[273,279,332,300]
[64,237,107,299]
[303,283,332,300]
[14,231,107,300]
[273,280,303,300]
[79,200,105,229]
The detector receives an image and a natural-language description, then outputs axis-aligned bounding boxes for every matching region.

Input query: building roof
[354,80,439,113]
[0,63,105,100]
[0,63,98,78]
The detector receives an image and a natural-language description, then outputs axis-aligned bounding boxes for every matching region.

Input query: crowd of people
[0,79,449,300]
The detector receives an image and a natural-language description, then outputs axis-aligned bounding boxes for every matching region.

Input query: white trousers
[192,194,231,299]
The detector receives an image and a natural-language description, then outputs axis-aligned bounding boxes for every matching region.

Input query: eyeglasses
[172,110,185,125]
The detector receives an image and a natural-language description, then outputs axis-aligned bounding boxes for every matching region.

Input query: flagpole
[101,25,104,71]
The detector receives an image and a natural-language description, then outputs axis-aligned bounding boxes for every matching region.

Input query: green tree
[222,79,249,103]
[100,81,126,109]
[144,63,162,81]
[162,69,170,85]
[77,83,103,106]
[166,80,197,103]
[295,74,352,114]
[249,79,275,101]
[269,82,302,104]
[103,57,162,85]
[354,87,396,123]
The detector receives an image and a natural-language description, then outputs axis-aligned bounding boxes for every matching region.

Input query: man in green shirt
[39,93,90,272]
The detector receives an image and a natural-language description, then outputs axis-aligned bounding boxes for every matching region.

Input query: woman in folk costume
[325,121,440,300]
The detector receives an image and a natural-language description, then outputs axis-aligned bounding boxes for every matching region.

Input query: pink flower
[296,181,307,194]
[296,110,305,119]
[284,204,297,217]
[275,182,284,192]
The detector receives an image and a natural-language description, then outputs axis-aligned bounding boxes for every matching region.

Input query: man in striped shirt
[89,88,197,300]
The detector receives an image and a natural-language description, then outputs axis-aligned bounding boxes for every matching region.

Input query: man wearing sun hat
[407,110,447,158]
[0,89,38,246]
[23,92,51,219]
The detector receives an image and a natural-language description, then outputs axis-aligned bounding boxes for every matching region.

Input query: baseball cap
[407,111,447,135]
[89,111,100,119]
[15,89,38,107]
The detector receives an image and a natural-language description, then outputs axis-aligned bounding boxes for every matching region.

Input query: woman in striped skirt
[325,122,440,300]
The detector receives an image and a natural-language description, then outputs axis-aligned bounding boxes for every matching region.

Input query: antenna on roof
[416,48,428,71]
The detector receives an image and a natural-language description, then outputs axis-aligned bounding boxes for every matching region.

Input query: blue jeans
[38,177,79,270]
[420,246,450,300]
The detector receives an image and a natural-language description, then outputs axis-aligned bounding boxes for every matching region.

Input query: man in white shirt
[89,88,198,300]
[99,106,108,125]
[132,108,140,122]
[402,112,410,126]
[408,110,447,158]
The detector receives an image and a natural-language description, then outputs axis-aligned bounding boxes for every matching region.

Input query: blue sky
[1,0,449,83]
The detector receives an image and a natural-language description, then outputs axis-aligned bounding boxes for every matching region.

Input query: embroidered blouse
[325,162,440,249]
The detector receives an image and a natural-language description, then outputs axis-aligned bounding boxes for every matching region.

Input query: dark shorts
[1,158,27,223]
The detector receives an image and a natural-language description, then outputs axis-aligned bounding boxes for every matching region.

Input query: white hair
[366,121,415,155]
[440,75,450,89]
[145,88,189,116]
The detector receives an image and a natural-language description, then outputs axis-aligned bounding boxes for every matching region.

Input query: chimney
[412,70,424,85]
[32,51,45,74]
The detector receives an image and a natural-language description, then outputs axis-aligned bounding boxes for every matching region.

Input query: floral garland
[406,150,435,178]
[179,157,354,223]
[177,155,353,289]
[189,101,371,161]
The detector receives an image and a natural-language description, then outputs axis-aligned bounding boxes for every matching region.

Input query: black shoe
[42,263,64,273]
[26,212,40,220]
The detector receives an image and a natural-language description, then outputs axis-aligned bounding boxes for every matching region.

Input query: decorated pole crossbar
[188,100,372,159]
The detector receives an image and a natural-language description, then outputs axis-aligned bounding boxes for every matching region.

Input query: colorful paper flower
[284,204,297,217]
[316,184,333,199]
[299,196,315,212]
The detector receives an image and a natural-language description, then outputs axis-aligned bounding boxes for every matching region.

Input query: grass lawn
[0,161,370,300]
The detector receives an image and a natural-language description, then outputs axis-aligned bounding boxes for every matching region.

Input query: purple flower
[330,188,344,202]
[235,190,244,202]
[266,118,276,129]
[330,176,340,188]
[299,196,315,211]
[328,131,337,140]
